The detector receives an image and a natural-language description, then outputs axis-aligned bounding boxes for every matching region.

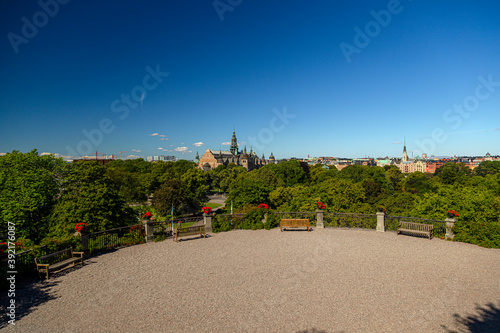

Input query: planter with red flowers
[447,210,459,219]
[202,206,213,214]
[258,203,269,209]
[75,222,88,234]
[142,211,153,220]
[317,202,325,210]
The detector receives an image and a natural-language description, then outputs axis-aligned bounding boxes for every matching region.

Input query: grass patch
[204,202,222,209]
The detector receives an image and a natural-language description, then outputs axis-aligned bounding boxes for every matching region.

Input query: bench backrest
[177,225,204,233]
[400,221,433,231]
[281,219,309,226]
[35,248,73,265]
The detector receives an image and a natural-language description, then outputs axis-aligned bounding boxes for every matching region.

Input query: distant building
[147,155,175,162]
[198,129,268,171]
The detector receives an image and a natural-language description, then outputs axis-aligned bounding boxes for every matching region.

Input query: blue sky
[1,0,499,160]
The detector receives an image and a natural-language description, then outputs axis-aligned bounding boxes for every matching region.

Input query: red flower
[143,211,153,219]
[448,210,459,217]
[317,202,325,210]
[75,223,88,232]
[258,203,269,209]
[202,206,212,214]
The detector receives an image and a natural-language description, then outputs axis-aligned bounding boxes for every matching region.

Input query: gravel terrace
[2,228,500,332]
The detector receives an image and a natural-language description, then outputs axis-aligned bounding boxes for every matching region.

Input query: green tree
[0,150,64,242]
[474,160,500,177]
[106,165,148,203]
[50,161,136,237]
[152,179,198,216]
[434,162,470,185]
[227,178,271,208]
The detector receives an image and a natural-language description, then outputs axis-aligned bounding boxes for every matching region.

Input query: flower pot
[447,213,455,218]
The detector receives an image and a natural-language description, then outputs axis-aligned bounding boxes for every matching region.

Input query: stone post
[316,209,324,228]
[445,218,456,240]
[204,212,213,233]
[144,220,155,243]
[262,213,267,225]
[376,212,385,232]
[78,231,90,256]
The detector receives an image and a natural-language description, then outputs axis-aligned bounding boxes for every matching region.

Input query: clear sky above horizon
[1,0,499,160]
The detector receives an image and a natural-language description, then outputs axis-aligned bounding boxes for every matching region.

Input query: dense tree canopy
[1,150,499,248]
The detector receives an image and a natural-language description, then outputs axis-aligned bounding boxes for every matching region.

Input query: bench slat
[397,222,433,240]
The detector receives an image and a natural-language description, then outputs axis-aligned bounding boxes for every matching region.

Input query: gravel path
[2,228,500,332]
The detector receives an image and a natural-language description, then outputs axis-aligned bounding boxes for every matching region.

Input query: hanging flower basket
[258,203,269,209]
[202,206,212,214]
[317,201,325,210]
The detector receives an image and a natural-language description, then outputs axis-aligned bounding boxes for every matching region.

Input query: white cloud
[132,149,141,152]
[40,152,73,160]
[126,154,141,159]
[392,141,402,145]
[0,153,6,156]
[174,147,188,152]
[221,142,231,145]
[193,142,204,147]
[158,148,172,152]
[150,133,168,139]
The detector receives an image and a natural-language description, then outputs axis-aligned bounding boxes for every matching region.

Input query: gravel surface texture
[2,228,500,332]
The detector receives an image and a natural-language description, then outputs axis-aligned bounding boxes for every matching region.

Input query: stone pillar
[144,220,155,243]
[445,218,456,240]
[376,212,385,232]
[316,209,324,228]
[262,213,267,225]
[78,231,90,256]
[204,212,213,233]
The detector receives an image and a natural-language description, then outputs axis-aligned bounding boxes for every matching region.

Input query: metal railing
[385,215,446,237]
[323,212,377,229]
[89,224,145,254]
[150,216,205,240]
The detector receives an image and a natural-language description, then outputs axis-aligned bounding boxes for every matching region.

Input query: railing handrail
[385,215,446,223]
[91,224,144,236]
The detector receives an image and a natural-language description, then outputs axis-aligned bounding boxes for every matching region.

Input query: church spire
[402,137,408,162]
[230,127,238,155]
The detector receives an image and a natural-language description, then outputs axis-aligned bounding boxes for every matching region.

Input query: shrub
[453,219,500,248]
[213,214,232,233]
[265,213,278,230]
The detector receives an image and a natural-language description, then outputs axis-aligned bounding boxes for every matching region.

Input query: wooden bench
[35,247,84,279]
[397,221,434,240]
[280,219,310,232]
[173,225,206,242]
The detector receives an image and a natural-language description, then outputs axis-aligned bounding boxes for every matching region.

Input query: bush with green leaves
[212,214,233,233]
[453,219,500,248]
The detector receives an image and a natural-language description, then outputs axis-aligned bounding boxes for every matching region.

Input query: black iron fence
[89,224,145,254]
[324,212,377,229]
[150,217,204,240]
[385,215,446,237]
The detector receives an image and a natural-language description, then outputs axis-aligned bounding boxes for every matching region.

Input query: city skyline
[1,1,499,160]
